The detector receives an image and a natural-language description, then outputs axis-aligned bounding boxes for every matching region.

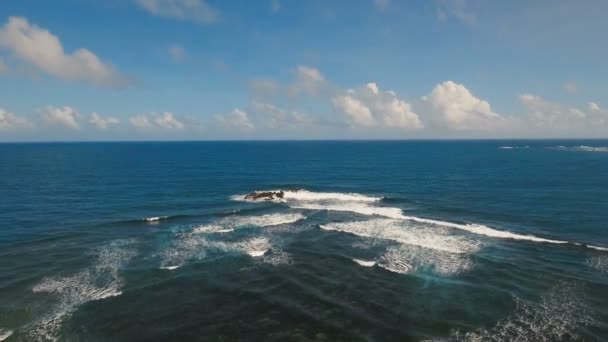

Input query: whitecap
[352,259,376,267]
[0,329,13,341]
[143,216,168,222]
[263,249,293,266]
[586,255,608,273]
[193,213,305,234]
[292,202,405,219]
[453,282,594,341]
[29,239,136,341]
[232,189,382,202]
[236,237,271,257]
[320,219,481,254]
[160,266,180,271]
[499,146,513,149]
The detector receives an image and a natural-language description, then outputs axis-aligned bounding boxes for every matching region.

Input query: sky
[0,0,607,141]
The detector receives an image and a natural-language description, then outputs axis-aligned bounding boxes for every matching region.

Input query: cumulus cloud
[0,17,128,87]
[90,112,119,130]
[436,0,476,25]
[0,108,29,130]
[518,94,608,131]
[136,0,219,24]
[168,44,186,62]
[332,83,423,129]
[251,101,315,129]
[130,112,184,130]
[423,81,503,130]
[215,108,254,131]
[288,65,326,96]
[41,106,80,129]
[154,112,184,129]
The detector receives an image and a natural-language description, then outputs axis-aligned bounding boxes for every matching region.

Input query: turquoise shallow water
[0,140,607,341]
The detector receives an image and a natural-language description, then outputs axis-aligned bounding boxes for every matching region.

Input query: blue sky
[0,0,607,140]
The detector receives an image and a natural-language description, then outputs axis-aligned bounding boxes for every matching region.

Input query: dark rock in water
[244,191,285,201]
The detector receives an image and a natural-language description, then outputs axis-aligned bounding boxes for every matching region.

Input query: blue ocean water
[0,140,607,341]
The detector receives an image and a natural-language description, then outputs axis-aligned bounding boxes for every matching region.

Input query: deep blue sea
[1,140,608,341]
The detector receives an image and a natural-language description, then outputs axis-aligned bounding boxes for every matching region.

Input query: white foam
[377,247,414,274]
[29,240,136,341]
[320,219,481,254]
[454,282,593,341]
[144,216,168,222]
[160,266,180,271]
[499,146,513,149]
[549,145,608,153]
[400,215,570,245]
[236,237,271,257]
[293,202,405,219]
[352,259,376,267]
[263,249,293,266]
[232,189,382,202]
[586,255,608,273]
[0,329,13,341]
[587,245,608,252]
[193,213,305,234]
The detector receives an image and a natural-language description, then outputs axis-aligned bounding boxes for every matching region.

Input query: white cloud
[564,81,577,94]
[136,0,219,24]
[588,102,600,112]
[289,65,326,96]
[271,0,281,13]
[41,106,80,129]
[215,108,254,131]
[373,0,390,11]
[333,83,423,129]
[90,112,119,130]
[0,108,29,130]
[518,95,608,130]
[0,17,128,87]
[154,112,184,129]
[130,115,153,129]
[130,112,184,130]
[423,81,502,130]
[436,0,476,25]
[168,44,186,62]
[251,101,315,129]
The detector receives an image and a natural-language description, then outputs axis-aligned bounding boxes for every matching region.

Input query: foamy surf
[29,240,136,341]
[232,189,382,202]
[352,259,376,267]
[453,282,593,341]
[144,216,168,222]
[320,219,481,254]
[0,329,13,341]
[192,213,305,234]
[160,266,180,271]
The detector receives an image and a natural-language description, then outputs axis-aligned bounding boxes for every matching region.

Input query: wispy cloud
[135,0,219,24]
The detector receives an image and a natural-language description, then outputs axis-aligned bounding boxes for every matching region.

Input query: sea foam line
[192,213,305,234]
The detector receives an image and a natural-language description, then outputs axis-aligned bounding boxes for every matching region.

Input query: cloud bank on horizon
[0,0,607,140]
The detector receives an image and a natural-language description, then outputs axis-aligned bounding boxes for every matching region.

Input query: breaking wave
[320,219,480,254]
[192,213,305,234]
[231,189,382,202]
[143,216,169,222]
[452,282,593,341]
[292,202,405,219]
[321,219,479,275]
[549,145,608,153]
[28,240,136,341]
[160,234,274,270]
[0,329,13,341]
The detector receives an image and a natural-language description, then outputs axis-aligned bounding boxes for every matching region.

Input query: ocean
[0,140,607,341]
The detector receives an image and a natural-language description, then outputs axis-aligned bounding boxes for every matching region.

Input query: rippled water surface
[1,141,607,341]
